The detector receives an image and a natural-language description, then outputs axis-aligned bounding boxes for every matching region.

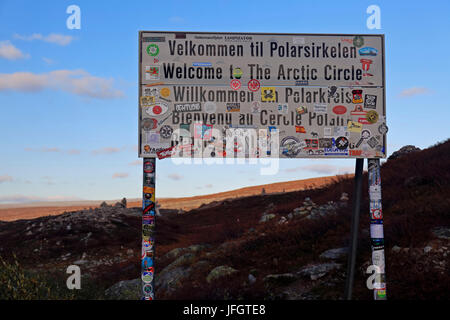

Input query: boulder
[263,273,297,287]
[297,263,342,281]
[105,278,140,300]
[259,213,276,223]
[319,247,348,260]
[432,227,450,240]
[206,266,238,283]
[388,145,420,160]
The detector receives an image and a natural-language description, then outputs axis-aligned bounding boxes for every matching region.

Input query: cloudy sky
[1,0,449,203]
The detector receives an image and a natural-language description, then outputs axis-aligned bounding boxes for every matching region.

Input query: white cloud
[0,41,29,60]
[168,173,183,181]
[399,87,431,97]
[0,175,13,183]
[129,160,142,166]
[42,57,55,64]
[0,194,81,204]
[112,172,129,179]
[14,33,74,46]
[25,147,61,152]
[0,69,124,99]
[92,147,121,155]
[285,164,354,175]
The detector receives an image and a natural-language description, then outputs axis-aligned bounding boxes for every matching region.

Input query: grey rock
[319,247,348,260]
[297,262,342,280]
[206,266,238,283]
[391,245,402,253]
[388,145,421,160]
[432,227,450,240]
[105,278,140,300]
[423,246,432,254]
[263,273,297,287]
[259,213,276,223]
[248,274,256,285]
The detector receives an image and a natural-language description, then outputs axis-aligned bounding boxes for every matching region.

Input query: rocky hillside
[0,139,449,300]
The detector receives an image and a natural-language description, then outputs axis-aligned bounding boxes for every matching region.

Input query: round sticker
[142,118,158,131]
[335,137,349,150]
[160,125,173,139]
[204,102,217,114]
[247,79,260,92]
[144,161,154,173]
[353,36,364,48]
[378,123,388,134]
[332,105,347,115]
[366,110,379,124]
[233,68,243,79]
[160,87,170,98]
[230,79,241,90]
[142,271,154,284]
[146,44,159,56]
[143,284,153,296]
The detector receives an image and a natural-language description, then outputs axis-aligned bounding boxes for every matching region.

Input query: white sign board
[139,31,386,159]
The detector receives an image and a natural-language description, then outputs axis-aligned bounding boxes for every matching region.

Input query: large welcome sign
[138,32,386,159]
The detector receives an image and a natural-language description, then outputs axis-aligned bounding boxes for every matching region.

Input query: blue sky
[0,0,449,203]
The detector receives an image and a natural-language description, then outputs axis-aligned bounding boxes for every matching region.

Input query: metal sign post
[141,158,156,300]
[344,158,364,300]
[368,158,387,300]
[344,158,387,300]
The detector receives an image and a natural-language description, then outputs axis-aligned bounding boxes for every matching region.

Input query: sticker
[140,96,155,107]
[144,102,169,117]
[159,125,173,139]
[328,86,338,98]
[143,161,154,173]
[372,250,386,273]
[248,79,260,92]
[324,127,332,137]
[369,185,382,200]
[333,126,348,137]
[296,126,306,133]
[314,104,327,113]
[226,102,240,112]
[145,132,160,143]
[277,104,288,114]
[360,59,373,72]
[370,224,384,238]
[371,208,383,219]
[204,101,217,114]
[230,79,241,90]
[156,146,175,159]
[319,138,333,148]
[146,44,159,56]
[367,136,379,148]
[366,110,379,124]
[280,136,303,157]
[353,36,364,48]
[352,90,363,104]
[174,103,201,112]
[143,37,165,43]
[335,137,349,150]
[296,106,307,115]
[350,105,367,116]
[378,123,388,135]
[347,120,363,133]
[160,87,170,98]
[261,87,276,102]
[364,94,377,109]
[142,118,158,131]
[359,47,378,56]
[332,105,347,115]
[232,67,243,79]
[143,284,153,296]
[142,271,154,284]
[145,66,160,80]
[142,256,153,270]
[251,101,261,113]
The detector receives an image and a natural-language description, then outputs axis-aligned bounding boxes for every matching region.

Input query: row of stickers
[138,85,387,159]
[141,159,156,300]
[368,159,387,300]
